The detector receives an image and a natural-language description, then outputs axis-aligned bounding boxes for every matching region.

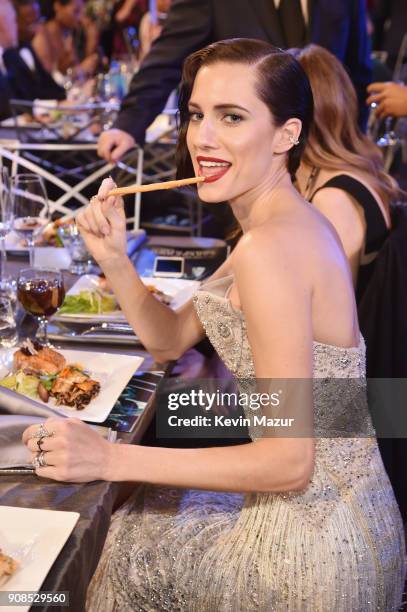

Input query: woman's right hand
[76,177,127,265]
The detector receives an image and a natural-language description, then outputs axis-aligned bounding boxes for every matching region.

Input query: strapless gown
[87,277,406,611]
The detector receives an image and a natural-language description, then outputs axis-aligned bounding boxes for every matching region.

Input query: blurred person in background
[11,0,65,99]
[295,45,407,522]
[139,0,171,60]
[97,0,372,164]
[34,0,99,81]
[369,0,407,73]
[0,0,17,119]
[96,0,147,61]
[0,0,65,115]
[295,45,395,302]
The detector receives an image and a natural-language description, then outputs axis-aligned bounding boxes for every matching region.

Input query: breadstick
[107,176,205,196]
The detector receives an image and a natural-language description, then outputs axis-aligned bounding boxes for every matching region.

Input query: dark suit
[3,45,65,104]
[115,0,371,143]
[0,73,12,120]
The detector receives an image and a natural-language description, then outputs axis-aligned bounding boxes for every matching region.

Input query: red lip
[196,156,231,183]
[199,167,230,183]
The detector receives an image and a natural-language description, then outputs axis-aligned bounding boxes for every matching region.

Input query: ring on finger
[38,451,48,467]
[30,423,54,440]
[37,437,45,451]
[32,454,41,469]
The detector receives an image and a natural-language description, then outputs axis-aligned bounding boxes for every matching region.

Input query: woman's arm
[76,178,205,361]
[24,226,315,493]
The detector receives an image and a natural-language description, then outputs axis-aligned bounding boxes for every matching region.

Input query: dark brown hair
[294,44,398,206]
[176,38,314,182]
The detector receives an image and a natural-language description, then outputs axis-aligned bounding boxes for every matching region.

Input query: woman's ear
[274,118,302,154]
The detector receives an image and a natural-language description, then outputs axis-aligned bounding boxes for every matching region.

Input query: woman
[23,39,405,610]
[294,45,397,302]
[139,0,171,60]
[33,0,99,80]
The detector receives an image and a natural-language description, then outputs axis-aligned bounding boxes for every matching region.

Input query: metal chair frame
[0,140,144,227]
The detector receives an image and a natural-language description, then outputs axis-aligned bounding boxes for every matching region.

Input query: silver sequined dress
[87,277,406,611]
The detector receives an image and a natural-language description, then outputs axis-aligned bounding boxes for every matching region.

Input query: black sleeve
[3,47,65,103]
[0,73,12,120]
[344,0,372,131]
[2,48,33,101]
[114,0,213,145]
[31,48,66,101]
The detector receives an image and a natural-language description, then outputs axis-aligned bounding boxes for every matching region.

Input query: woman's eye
[224,114,243,124]
[189,112,203,122]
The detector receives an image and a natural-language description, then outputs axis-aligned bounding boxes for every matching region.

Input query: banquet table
[0,257,171,611]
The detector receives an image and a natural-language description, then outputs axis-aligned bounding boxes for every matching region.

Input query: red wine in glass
[17,268,65,345]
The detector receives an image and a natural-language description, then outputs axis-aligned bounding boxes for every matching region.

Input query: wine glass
[376,116,400,148]
[0,167,15,290]
[12,174,49,267]
[17,268,65,346]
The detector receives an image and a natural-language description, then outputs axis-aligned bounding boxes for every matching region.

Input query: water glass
[0,168,14,289]
[12,174,49,267]
[68,234,92,274]
[0,296,18,348]
[58,225,91,274]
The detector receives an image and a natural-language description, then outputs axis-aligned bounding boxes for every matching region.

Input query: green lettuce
[0,371,40,399]
[58,290,118,315]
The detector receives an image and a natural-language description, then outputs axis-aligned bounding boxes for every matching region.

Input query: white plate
[54,274,200,323]
[0,506,79,612]
[0,349,144,423]
[5,231,28,252]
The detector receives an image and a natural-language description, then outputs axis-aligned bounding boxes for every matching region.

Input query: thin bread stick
[107,176,205,197]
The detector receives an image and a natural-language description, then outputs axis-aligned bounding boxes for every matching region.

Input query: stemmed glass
[12,174,50,267]
[0,168,15,290]
[376,116,400,148]
[17,268,65,346]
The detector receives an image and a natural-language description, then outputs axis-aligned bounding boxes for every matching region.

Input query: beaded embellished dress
[87,277,406,612]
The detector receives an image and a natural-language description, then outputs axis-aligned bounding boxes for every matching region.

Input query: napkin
[33,247,71,270]
[0,387,114,468]
[0,414,42,469]
[0,386,59,419]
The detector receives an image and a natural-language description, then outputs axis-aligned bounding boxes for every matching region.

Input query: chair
[0,99,144,227]
[141,113,206,236]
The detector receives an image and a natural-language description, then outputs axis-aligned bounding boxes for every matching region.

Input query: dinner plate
[0,505,79,612]
[5,231,29,253]
[0,348,144,423]
[54,274,200,323]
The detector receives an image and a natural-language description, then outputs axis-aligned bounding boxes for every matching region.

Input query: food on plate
[0,549,18,586]
[0,340,100,410]
[42,217,75,247]
[58,290,118,315]
[13,339,66,375]
[12,218,75,248]
[145,285,172,305]
[50,365,100,409]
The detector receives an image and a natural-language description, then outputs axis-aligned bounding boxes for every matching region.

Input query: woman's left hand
[22,418,113,483]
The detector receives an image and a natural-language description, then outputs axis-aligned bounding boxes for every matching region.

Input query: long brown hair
[295,44,397,205]
[176,38,314,183]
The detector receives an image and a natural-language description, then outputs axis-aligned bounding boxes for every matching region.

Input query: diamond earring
[288,135,300,146]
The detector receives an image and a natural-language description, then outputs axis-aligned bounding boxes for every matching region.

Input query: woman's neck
[229,166,298,233]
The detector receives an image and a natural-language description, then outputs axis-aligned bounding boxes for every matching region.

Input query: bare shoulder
[233,207,332,275]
